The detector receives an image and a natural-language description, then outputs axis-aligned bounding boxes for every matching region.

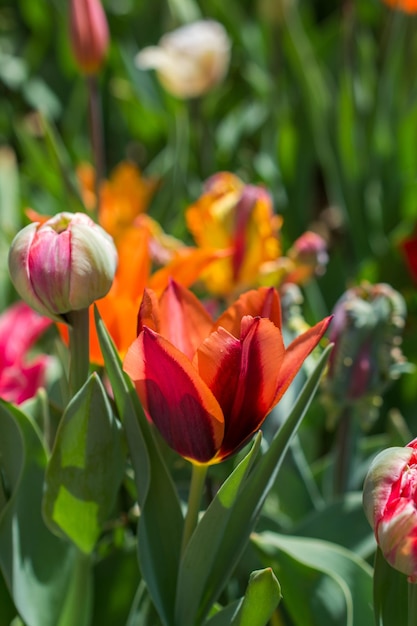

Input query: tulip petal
[123,327,224,463]
[157,280,213,360]
[196,316,286,460]
[272,316,333,405]
[215,286,282,338]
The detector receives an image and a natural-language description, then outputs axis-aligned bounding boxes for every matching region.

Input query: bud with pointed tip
[69,0,109,74]
[8,212,117,322]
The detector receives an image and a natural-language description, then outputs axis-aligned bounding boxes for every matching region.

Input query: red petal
[196,316,286,461]
[272,316,332,405]
[123,327,224,463]
[157,280,213,360]
[215,287,282,338]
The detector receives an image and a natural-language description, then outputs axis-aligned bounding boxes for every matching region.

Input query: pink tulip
[69,0,109,74]
[8,212,117,322]
[363,439,417,581]
[0,301,51,404]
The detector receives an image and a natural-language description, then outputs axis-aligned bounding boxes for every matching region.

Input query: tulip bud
[285,231,329,285]
[322,282,411,426]
[363,439,417,581]
[136,20,231,99]
[69,0,109,74]
[8,212,117,322]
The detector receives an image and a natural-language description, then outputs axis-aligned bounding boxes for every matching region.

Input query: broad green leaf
[0,401,76,626]
[175,345,332,626]
[95,307,183,626]
[290,492,375,559]
[204,602,241,626]
[230,568,281,626]
[373,547,407,626]
[43,373,125,554]
[253,532,373,626]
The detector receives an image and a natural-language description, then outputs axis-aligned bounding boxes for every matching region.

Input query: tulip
[0,301,52,404]
[8,212,118,323]
[322,282,409,426]
[186,172,282,296]
[136,20,231,99]
[363,439,417,581]
[123,281,332,465]
[380,0,417,12]
[69,0,109,74]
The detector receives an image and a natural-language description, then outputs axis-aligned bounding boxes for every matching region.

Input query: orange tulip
[186,172,282,297]
[380,0,417,12]
[123,281,332,465]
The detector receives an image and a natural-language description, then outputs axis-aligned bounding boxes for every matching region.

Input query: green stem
[333,406,355,496]
[181,463,208,556]
[409,581,417,626]
[87,74,105,215]
[58,550,93,626]
[67,308,90,396]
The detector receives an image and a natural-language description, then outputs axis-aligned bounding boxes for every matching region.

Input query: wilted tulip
[69,0,109,74]
[136,20,231,99]
[8,212,117,322]
[322,282,410,426]
[363,439,417,581]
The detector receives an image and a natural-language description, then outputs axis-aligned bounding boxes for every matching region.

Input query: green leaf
[0,401,76,626]
[373,547,408,626]
[175,345,332,626]
[253,532,373,626]
[43,373,125,554]
[230,568,281,626]
[95,307,184,626]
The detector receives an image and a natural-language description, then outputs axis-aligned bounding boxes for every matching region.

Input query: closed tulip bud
[136,20,231,99]
[69,0,109,74]
[363,439,417,581]
[322,282,411,426]
[285,231,329,285]
[8,212,117,323]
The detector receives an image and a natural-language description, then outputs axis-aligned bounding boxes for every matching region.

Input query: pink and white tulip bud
[69,0,109,74]
[363,439,417,581]
[8,212,117,323]
[136,20,231,99]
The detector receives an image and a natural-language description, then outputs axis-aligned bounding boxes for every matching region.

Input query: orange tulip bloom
[123,281,332,465]
[186,172,282,297]
[380,0,417,12]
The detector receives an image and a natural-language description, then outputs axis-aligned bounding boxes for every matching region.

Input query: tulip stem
[58,549,93,626]
[87,74,105,214]
[409,582,417,626]
[181,463,208,556]
[67,307,90,396]
[333,406,356,496]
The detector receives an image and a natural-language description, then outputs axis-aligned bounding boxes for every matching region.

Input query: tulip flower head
[136,20,231,99]
[322,282,410,427]
[0,301,52,404]
[186,172,282,296]
[363,439,417,581]
[380,0,417,13]
[8,212,118,323]
[123,281,331,465]
[69,0,109,74]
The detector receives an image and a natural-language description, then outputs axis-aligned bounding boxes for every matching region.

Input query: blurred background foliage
[2,1,417,620]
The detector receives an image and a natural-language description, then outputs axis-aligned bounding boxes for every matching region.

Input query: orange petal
[148,247,228,295]
[123,327,224,464]
[273,316,333,405]
[215,286,282,337]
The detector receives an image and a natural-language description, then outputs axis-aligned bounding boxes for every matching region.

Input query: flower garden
[2,0,417,624]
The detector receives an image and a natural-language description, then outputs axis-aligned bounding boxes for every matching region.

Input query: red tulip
[123,281,331,465]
